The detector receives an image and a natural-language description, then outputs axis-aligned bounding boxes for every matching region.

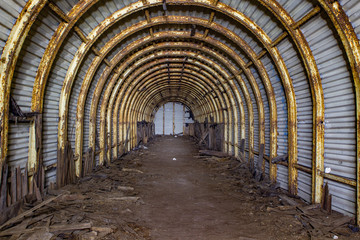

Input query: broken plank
[199,150,228,158]
[49,222,92,232]
[0,164,8,210]
[122,168,143,174]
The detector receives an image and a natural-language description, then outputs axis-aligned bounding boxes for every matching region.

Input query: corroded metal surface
[1,0,360,224]
[0,0,47,181]
[317,0,360,226]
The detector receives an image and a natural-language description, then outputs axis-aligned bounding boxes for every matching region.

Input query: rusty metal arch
[111,58,237,162]
[91,38,253,163]
[109,68,226,164]
[93,58,233,166]
[101,48,246,158]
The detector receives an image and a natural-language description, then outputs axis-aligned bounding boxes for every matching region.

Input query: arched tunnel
[1,0,360,238]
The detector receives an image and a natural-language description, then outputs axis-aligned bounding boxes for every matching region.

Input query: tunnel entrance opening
[153,102,194,136]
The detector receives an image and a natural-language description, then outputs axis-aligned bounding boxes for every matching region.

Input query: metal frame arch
[101,61,227,165]
[115,60,235,156]
[111,54,239,160]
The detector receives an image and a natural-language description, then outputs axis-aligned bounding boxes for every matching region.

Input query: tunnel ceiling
[0,0,360,224]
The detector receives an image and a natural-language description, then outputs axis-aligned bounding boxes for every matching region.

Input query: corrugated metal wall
[277,38,313,202]
[8,7,59,173]
[43,31,82,185]
[302,12,356,216]
[0,0,27,55]
[2,0,360,220]
[262,54,289,191]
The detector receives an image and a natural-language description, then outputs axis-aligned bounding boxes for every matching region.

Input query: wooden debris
[271,154,288,164]
[321,182,332,213]
[198,129,209,145]
[49,222,92,232]
[199,150,229,158]
[25,229,53,240]
[91,226,115,237]
[109,197,140,203]
[0,164,8,210]
[0,193,64,231]
[56,193,85,202]
[117,186,135,191]
[279,194,299,206]
[122,168,143,174]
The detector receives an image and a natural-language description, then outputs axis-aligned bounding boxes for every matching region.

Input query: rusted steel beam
[316,0,360,226]
[0,0,47,181]
[292,6,321,30]
[48,1,71,22]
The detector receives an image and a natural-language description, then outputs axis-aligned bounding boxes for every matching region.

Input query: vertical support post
[28,114,43,192]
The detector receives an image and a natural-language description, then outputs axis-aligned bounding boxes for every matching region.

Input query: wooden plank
[49,222,92,232]
[16,167,21,202]
[255,144,265,181]
[10,168,16,205]
[198,129,209,145]
[22,168,28,198]
[199,150,228,158]
[0,164,8,210]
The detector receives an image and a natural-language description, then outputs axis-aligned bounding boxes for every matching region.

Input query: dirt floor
[1,135,360,239]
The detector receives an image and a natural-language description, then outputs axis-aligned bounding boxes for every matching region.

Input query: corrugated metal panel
[12,8,59,111]
[340,0,360,39]
[83,63,107,152]
[277,38,312,203]
[106,29,148,62]
[328,179,356,217]
[237,78,249,164]
[95,71,112,165]
[43,31,82,186]
[53,0,76,15]
[276,0,314,22]
[8,7,60,171]
[213,12,263,55]
[249,66,271,158]
[261,54,288,190]
[241,73,258,165]
[0,0,26,55]
[301,13,356,215]
[93,12,143,51]
[7,123,30,170]
[224,0,283,41]
[154,106,164,135]
[67,52,96,149]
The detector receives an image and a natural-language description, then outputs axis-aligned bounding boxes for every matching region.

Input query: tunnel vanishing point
[0,0,360,227]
